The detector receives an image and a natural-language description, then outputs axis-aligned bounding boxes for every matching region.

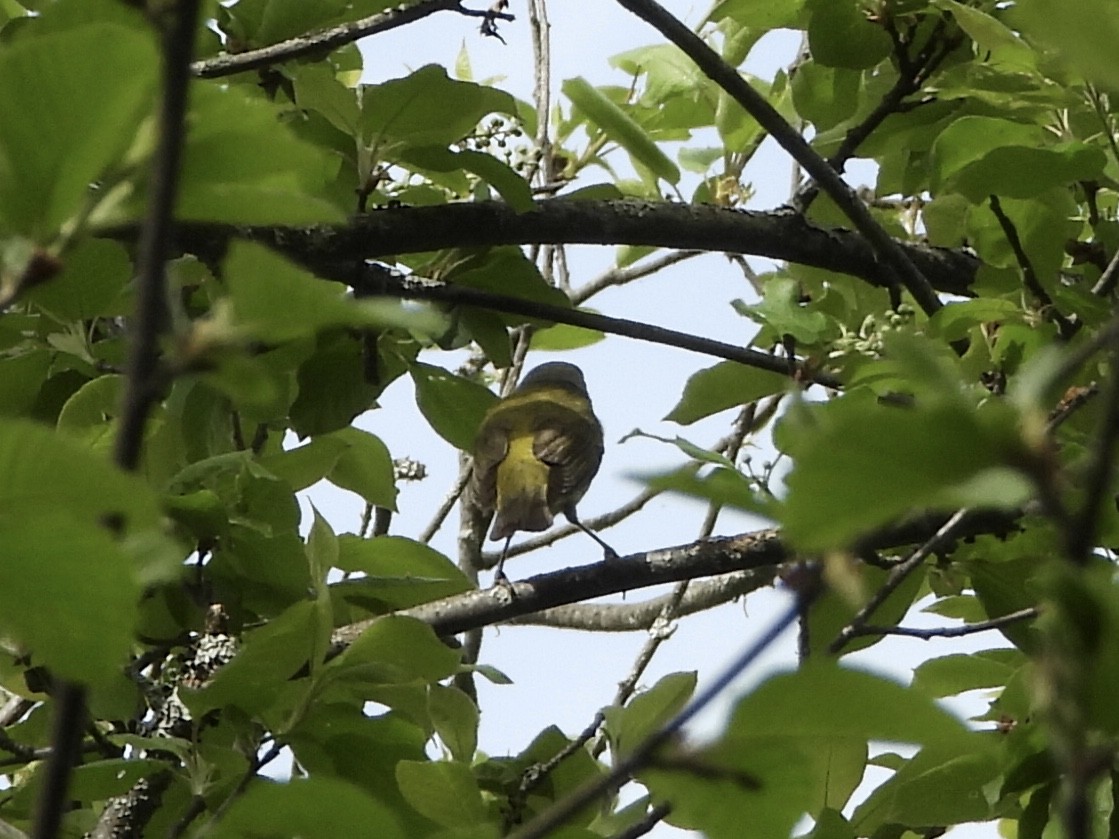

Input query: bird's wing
[535,410,604,510]
[470,423,509,512]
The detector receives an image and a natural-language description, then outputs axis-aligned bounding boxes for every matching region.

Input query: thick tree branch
[330,508,1019,644]
[612,0,945,316]
[191,0,509,79]
[167,200,979,297]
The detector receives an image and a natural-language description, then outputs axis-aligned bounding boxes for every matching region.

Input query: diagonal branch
[612,0,944,316]
[357,264,845,387]
[989,194,1075,339]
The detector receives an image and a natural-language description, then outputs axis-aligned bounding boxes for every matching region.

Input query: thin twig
[853,606,1039,640]
[612,0,944,317]
[601,405,756,727]
[419,463,472,543]
[612,802,672,839]
[828,508,971,655]
[989,195,1075,339]
[191,0,508,79]
[508,591,806,839]
[509,569,773,631]
[1091,246,1119,297]
[571,250,702,304]
[360,266,843,388]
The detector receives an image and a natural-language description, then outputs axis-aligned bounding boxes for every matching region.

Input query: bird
[470,362,616,584]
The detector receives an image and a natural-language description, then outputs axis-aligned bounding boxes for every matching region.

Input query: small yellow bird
[471,362,615,583]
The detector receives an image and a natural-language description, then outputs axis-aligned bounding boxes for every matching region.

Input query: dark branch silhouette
[164,199,979,297]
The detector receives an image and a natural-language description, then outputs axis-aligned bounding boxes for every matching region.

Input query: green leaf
[170,84,348,225]
[396,760,487,828]
[211,777,403,839]
[734,276,833,344]
[643,464,777,519]
[644,738,812,839]
[453,246,573,310]
[291,62,361,136]
[731,663,972,746]
[781,390,1030,551]
[931,116,1106,202]
[851,739,1002,832]
[806,0,891,70]
[325,427,398,510]
[0,350,50,418]
[1012,0,1119,92]
[790,62,861,130]
[563,77,680,185]
[665,361,788,425]
[709,0,806,29]
[806,563,927,656]
[259,435,350,492]
[399,146,534,212]
[0,513,138,686]
[335,535,472,602]
[529,319,607,350]
[224,242,446,344]
[362,64,518,147]
[410,362,497,451]
[0,417,160,530]
[931,0,1036,71]
[186,600,318,716]
[428,684,478,762]
[912,650,1024,698]
[0,23,156,237]
[605,672,696,757]
[290,333,381,438]
[929,298,1025,343]
[26,239,130,319]
[968,555,1045,653]
[329,615,461,684]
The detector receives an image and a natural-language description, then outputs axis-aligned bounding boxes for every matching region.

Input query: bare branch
[331,508,1021,644]
[359,265,842,387]
[191,0,510,79]
[163,199,980,298]
[571,250,703,304]
[989,194,1075,339]
[852,606,1039,640]
[508,569,772,630]
[828,508,971,655]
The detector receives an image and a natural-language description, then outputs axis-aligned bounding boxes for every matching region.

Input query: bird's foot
[490,571,517,600]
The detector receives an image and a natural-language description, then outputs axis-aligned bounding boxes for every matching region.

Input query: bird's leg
[565,508,619,561]
[492,535,515,591]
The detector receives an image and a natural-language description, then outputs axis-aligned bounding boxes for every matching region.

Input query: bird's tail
[490,438,553,540]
